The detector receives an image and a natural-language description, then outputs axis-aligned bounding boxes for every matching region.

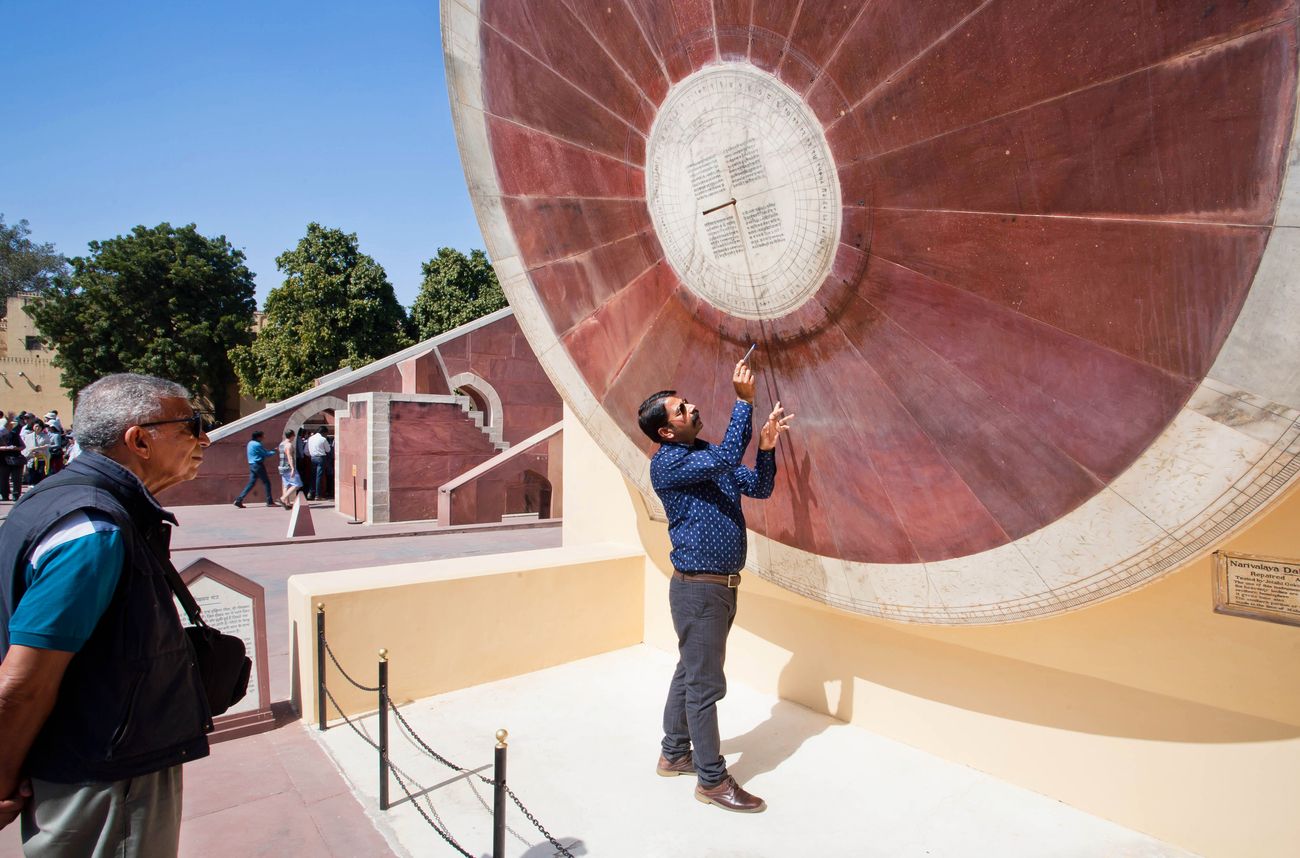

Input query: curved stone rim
[442,0,1300,624]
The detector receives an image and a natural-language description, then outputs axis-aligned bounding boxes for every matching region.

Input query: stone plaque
[176,558,274,735]
[1213,551,1300,627]
[645,63,840,320]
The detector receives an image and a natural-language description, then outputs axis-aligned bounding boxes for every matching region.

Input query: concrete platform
[315,645,1198,858]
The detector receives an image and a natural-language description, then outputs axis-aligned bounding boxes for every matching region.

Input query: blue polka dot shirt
[651,400,776,575]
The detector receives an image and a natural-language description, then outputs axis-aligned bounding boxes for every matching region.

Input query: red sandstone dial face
[445,1,1300,623]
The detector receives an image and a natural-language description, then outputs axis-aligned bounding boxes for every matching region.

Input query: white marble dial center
[646,64,841,320]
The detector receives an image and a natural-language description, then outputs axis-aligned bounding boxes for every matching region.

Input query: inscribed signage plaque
[1213,551,1300,627]
[175,558,274,735]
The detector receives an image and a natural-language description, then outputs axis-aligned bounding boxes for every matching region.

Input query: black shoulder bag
[162,560,252,718]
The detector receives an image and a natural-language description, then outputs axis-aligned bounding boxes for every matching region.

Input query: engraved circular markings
[646,64,841,320]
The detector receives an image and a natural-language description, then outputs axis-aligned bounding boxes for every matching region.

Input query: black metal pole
[349,472,360,524]
[493,729,508,858]
[378,649,389,811]
[315,604,326,732]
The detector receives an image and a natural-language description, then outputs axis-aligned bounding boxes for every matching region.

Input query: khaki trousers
[21,765,182,858]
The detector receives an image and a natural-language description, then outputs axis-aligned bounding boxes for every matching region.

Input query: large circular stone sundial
[646,64,839,320]
[444,0,1300,624]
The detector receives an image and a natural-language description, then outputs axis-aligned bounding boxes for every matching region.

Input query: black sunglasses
[138,409,219,438]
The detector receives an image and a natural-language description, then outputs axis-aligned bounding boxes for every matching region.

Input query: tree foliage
[26,223,256,420]
[1,214,68,301]
[410,247,506,340]
[230,223,410,402]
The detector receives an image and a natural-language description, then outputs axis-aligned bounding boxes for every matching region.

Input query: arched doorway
[283,395,347,501]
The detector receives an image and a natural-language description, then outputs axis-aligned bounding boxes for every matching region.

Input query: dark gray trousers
[661,575,737,787]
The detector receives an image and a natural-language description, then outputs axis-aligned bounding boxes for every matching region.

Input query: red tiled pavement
[0,711,396,858]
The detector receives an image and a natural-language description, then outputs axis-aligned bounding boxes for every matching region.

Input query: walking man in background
[306,426,332,502]
[233,429,277,508]
[0,373,213,855]
[638,358,793,813]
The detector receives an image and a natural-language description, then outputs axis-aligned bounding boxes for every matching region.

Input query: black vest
[0,452,211,783]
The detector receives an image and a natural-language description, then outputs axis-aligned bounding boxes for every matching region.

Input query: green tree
[410,247,506,339]
[27,223,256,421]
[1,214,68,301]
[231,223,410,401]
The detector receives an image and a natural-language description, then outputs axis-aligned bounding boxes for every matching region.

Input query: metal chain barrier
[386,690,576,858]
[321,635,380,692]
[316,613,576,858]
[322,685,477,858]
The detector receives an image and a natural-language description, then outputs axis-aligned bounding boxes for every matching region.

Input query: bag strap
[17,474,207,627]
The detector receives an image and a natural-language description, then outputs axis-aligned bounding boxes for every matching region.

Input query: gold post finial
[495,728,508,747]
[316,602,324,613]
[378,648,388,661]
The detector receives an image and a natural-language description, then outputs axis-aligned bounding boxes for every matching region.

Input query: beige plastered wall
[561,405,1300,858]
[287,543,645,722]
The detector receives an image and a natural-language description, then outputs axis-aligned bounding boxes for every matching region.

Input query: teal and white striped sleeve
[9,510,125,652]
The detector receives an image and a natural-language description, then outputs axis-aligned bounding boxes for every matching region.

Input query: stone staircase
[453,394,509,451]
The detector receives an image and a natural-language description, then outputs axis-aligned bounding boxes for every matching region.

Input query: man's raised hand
[759,402,794,450]
[732,360,755,404]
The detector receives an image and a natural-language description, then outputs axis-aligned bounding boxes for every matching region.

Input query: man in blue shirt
[639,359,792,813]
[233,430,277,508]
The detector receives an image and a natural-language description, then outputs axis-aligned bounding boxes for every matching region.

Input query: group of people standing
[0,410,79,502]
[233,425,333,509]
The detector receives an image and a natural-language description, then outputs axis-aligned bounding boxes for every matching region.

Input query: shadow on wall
[631,490,1298,745]
[732,587,1299,744]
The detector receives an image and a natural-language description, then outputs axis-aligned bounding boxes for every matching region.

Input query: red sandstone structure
[160,309,563,525]
[445,1,1300,623]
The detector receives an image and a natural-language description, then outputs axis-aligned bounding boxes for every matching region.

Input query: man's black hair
[637,389,676,443]
[251,430,264,440]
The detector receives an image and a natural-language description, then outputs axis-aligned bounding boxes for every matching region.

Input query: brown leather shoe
[656,752,694,777]
[695,776,766,813]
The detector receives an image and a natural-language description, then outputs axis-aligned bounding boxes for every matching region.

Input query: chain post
[378,648,390,811]
[315,604,326,731]
[493,728,508,858]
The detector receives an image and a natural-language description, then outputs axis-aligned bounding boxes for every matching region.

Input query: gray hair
[74,373,190,452]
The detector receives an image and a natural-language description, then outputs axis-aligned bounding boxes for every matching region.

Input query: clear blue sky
[1,0,483,306]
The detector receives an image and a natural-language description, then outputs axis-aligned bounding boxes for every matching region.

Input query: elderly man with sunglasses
[0,373,213,856]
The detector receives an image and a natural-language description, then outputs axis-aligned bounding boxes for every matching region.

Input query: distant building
[0,294,266,423]
[0,294,72,419]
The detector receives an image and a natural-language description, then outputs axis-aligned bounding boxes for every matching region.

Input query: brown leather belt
[673,570,741,588]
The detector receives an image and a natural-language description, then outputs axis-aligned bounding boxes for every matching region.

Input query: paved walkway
[0,499,560,858]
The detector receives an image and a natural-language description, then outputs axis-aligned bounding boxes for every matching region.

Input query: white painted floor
[314,646,1197,858]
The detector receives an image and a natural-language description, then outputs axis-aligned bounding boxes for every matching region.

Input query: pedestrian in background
[306,427,332,503]
[233,429,277,508]
[22,421,50,486]
[277,429,304,510]
[0,420,24,501]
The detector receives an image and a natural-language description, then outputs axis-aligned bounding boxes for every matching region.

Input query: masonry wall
[388,400,499,522]
[560,406,1300,858]
[162,366,403,506]
[436,314,562,445]
[161,310,558,508]
[444,430,563,525]
[335,400,369,521]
